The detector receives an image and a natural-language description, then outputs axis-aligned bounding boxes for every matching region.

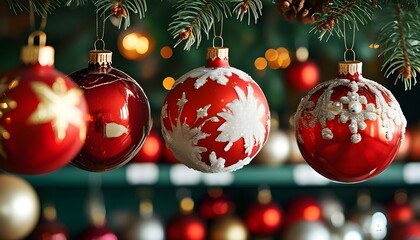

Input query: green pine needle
[311,0,376,41]
[7,0,60,16]
[377,4,420,90]
[95,0,147,29]
[232,0,263,25]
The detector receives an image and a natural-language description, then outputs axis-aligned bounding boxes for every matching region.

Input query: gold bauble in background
[0,174,40,239]
[209,215,248,240]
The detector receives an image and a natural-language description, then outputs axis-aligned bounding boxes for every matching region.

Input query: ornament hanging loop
[94,10,107,50]
[28,31,47,47]
[212,17,224,48]
[343,22,356,62]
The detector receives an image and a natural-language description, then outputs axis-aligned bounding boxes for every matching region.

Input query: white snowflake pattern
[161,92,220,172]
[295,77,406,144]
[173,67,253,90]
[216,85,267,156]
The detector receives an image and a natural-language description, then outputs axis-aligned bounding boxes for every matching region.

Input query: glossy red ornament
[161,47,270,172]
[79,225,118,240]
[0,31,87,174]
[199,188,235,219]
[294,61,406,183]
[69,50,151,172]
[286,60,319,92]
[166,214,206,240]
[284,196,322,229]
[131,129,163,163]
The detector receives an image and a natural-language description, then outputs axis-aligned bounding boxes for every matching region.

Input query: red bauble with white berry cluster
[294,61,406,183]
[161,47,270,172]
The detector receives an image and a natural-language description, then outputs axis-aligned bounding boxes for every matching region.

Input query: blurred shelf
[19,162,420,188]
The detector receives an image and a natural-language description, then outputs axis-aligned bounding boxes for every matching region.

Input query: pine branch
[65,0,88,7]
[7,0,60,16]
[377,4,420,90]
[168,0,230,50]
[95,0,147,29]
[232,0,263,25]
[311,0,376,40]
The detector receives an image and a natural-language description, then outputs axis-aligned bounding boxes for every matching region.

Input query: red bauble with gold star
[69,50,151,172]
[0,31,88,175]
[161,47,270,172]
[294,61,406,183]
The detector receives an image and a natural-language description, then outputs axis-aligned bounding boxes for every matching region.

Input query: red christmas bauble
[199,188,235,219]
[131,129,164,163]
[294,61,406,183]
[30,218,69,240]
[79,225,118,240]
[284,196,322,229]
[166,214,206,240]
[0,32,87,174]
[69,50,151,172]
[286,60,319,92]
[245,201,283,236]
[161,47,270,172]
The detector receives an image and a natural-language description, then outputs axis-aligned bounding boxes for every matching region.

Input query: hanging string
[29,2,47,32]
[94,10,106,50]
[212,17,224,48]
[343,22,356,62]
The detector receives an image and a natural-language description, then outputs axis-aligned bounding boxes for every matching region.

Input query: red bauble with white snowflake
[161,47,270,172]
[69,50,151,172]
[0,31,88,175]
[294,61,406,183]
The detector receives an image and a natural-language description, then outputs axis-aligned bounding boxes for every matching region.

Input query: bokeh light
[254,57,268,70]
[265,49,278,62]
[118,31,154,60]
[160,46,173,59]
[163,77,175,90]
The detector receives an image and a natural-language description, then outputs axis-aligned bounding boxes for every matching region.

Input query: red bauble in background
[166,214,206,240]
[199,188,235,219]
[69,50,151,172]
[0,31,87,174]
[386,191,414,226]
[284,196,322,229]
[245,200,283,236]
[294,61,406,183]
[389,221,420,240]
[29,205,69,240]
[161,47,270,172]
[79,225,118,240]
[131,129,164,163]
[285,60,319,92]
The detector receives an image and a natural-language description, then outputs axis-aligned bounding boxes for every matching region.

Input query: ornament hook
[212,17,224,48]
[343,22,356,62]
[28,30,47,47]
[29,2,47,32]
[94,10,107,50]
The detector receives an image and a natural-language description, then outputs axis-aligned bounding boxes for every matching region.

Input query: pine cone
[275,0,329,24]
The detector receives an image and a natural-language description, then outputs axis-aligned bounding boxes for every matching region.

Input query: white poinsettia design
[173,67,252,90]
[216,84,267,156]
[28,77,85,141]
[161,92,220,172]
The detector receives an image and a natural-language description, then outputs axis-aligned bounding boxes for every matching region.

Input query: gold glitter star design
[0,76,19,158]
[28,77,86,141]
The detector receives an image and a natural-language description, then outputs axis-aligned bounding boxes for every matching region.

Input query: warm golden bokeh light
[163,77,175,90]
[254,57,268,70]
[160,46,173,59]
[135,36,149,54]
[369,43,380,49]
[265,48,278,62]
[119,31,154,60]
[180,197,194,212]
[296,47,309,62]
[122,33,139,50]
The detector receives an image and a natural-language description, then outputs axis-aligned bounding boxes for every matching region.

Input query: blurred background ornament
[285,52,320,93]
[0,174,40,240]
[166,196,206,240]
[318,192,345,228]
[29,203,69,240]
[199,188,235,219]
[209,215,248,240]
[245,187,283,236]
[123,199,165,240]
[330,221,364,240]
[131,129,164,164]
[386,190,414,227]
[283,221,331,240]
[284,195,322,229]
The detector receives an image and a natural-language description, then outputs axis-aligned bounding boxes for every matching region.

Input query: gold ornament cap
[207,47,229,61]
[338,61,363,76]
[88,50,112,65]
[21,31,54,66]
